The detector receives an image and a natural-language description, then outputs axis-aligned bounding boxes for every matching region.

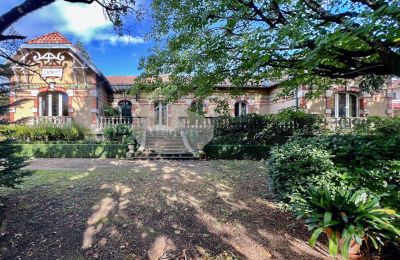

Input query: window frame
[38,92,68,117]
[234,101,248,117]
[333,92,359,118]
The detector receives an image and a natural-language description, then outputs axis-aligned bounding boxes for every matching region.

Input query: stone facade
[8,32,400,131]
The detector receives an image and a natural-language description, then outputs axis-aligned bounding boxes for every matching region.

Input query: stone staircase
[141,130,197,159]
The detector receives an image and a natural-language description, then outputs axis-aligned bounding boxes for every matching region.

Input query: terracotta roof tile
[106,76,137,85]
[27,32,71,44]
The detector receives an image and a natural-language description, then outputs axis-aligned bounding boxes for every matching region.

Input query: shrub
[211,113,270,145]
[0,123,86,142]
[267,135,400,210]
[354,116,400,136]
[7,143,128,158]
[204,144,270,160]
[103,124,132,143]
[293,186,400,259]
[267,138,338,201]
[210,109,321,146]
[103,105,120,116]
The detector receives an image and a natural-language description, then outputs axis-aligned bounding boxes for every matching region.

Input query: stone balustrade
[96,116,147,131]
[177,117,215,128]
[30,116,73,126]
[323,117,367,131]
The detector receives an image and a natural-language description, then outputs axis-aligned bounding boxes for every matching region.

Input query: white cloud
[96,34,145,45]
[52,0,144,45]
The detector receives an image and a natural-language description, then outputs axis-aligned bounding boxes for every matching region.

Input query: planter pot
[324,228,363,259]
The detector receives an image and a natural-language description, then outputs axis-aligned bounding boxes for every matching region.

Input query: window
[118,100,132,117]
[39,92,68,116]
[332,92,358,118]
[189,101,204,115]
[234,101,247,117]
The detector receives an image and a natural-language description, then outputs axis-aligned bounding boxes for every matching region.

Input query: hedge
[204,144,270,159]
[5,143,129,158]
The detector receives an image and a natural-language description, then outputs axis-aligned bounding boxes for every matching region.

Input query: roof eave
[20,43,110,91]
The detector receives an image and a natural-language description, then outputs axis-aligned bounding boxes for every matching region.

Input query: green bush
[103,124,133,143]
[204,144,270,160]
[267,138,338,201]
[354,116,400,136]
[211,109,321,146]
[7,143,128,158]
[103,105,120,116]
[267,135,400,210]
[0,123,85,142]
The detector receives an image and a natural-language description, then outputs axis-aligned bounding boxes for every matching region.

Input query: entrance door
[154,101,168,129]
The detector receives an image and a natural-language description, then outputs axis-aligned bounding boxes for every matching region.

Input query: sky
[0,0,155,76]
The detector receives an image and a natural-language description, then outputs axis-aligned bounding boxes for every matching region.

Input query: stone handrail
[178,116,367,132]
[323,117,367,131]
[96,116,147,131]
[178,116,214,128]
[30,116,73,126]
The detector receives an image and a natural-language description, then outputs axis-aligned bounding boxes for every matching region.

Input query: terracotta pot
[324,228,363,259]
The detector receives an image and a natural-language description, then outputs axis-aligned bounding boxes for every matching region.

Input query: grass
[0,159,328,259]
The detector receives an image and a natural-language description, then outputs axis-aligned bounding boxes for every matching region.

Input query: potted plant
[293,186,400,259]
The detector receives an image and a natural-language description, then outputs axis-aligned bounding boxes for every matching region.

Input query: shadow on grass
[0,160,329,259]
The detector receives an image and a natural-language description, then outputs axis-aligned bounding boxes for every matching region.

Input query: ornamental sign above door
[41,67,63,78]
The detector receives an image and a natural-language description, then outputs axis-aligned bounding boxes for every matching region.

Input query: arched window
[39,92,68,116]
[332,92,359,118]
[118,100,132,117]
[189,101,204,115]
[234,101,247,117]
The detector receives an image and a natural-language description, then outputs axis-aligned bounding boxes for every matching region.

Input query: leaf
[329,231,339,256]
[341,237,351,260]
[369,236,379,249]
[324,212,332,226]
[309,227,324,248]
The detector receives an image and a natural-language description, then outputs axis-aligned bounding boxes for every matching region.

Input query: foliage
[6,143,128,159]
[103,105,120,117]
[103,124,133,143]
[139,0,400,100]
[0,123,86,142]
[211,109,321,145]
[204,144,270,160]
[267,138,338,201]
[0,140,30,188]
[354,116,400,136]
[293,186,400,258]
[267,134,400,211]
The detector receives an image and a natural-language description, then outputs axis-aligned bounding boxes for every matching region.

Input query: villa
[7,32,400,132]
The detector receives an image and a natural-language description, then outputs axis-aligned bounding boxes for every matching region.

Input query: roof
[106,76,136,92]
[27,32,71,45]
[106,76,137,85]
[21,32,108,89]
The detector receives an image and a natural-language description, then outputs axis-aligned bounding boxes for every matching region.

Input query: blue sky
[1,0,154,76]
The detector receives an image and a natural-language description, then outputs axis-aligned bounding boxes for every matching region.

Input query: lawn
[0,159,328,259]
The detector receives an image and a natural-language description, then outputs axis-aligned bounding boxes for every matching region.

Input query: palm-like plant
[293,186,400,259]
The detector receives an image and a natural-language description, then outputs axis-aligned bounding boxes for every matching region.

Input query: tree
[139,0,400,99]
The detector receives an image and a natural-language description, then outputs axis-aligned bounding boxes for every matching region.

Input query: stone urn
[126,143,135,159]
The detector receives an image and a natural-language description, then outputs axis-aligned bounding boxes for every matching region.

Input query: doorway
[154,101,168,128]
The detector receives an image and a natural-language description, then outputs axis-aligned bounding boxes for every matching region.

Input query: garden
[0,110,399,259]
